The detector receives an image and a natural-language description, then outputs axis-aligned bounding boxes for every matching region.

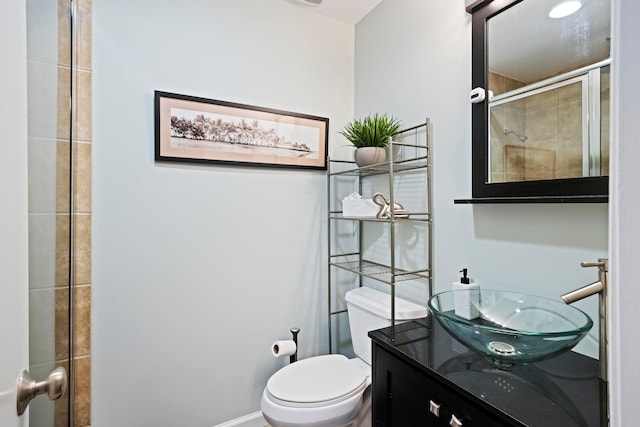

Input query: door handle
[16,367,67,416]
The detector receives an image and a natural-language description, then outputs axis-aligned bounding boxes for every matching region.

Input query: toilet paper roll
[271,340,297,358]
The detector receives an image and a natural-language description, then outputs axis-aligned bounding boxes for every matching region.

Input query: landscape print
[155,92,328,169]
[170,108,318,158]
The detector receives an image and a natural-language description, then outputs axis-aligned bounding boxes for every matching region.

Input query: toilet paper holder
[289,327,300,363]
[271,327,300,363]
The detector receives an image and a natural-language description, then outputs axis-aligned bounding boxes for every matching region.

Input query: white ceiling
[289,0,610,82]
[287,0,383,25]
[489,0,611,82]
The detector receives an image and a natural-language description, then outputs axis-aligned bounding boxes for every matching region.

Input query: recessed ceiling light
[549,1,582,18]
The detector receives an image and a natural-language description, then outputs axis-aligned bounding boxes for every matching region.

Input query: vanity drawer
[373,344,516,427]
[448,393,512,427]
[374,346,449,426]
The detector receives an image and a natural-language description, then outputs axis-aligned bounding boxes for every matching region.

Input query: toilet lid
[266,354,367,408]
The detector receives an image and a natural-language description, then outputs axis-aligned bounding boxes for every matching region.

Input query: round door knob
[16,367,67,416]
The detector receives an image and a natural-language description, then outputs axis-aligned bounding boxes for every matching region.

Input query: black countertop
[368,317,608,427]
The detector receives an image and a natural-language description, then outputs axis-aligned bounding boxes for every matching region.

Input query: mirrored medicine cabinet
[458,0,611,203]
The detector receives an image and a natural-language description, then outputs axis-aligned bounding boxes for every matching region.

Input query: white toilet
[261,286,428,427]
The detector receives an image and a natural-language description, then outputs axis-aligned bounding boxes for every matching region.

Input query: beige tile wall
[490,96,526,182]
[55,0,92,426]
[489,72,527,183]
[556,82,584,177]
[490,68,611,183]
[600,66,610,176]
[490,71,586,183]
[488,71,526,97]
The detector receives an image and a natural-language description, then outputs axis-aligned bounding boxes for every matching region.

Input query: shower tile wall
[489,71,584,182]
[539,82,583,179]
[27,0,92,426]
[58,0,93,424]
[488,71,525,97]
[489,72,526,182]
[600,67,610,176]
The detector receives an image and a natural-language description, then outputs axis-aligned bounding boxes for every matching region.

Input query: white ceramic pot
[354,147,386,167]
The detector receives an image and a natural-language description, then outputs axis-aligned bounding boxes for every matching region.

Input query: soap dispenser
[452,268,480,320]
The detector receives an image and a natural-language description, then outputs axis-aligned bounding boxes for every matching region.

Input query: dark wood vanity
[369,317,607,426]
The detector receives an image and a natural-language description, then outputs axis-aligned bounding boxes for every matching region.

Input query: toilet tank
[345,287,427,365]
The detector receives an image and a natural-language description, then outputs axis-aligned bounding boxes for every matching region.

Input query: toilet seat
[266,354,367,408]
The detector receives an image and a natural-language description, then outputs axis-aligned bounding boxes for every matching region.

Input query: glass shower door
[488,62,610,183]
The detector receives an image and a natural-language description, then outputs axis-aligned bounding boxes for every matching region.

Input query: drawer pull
[429,400,441,417]
[450,414,463,426]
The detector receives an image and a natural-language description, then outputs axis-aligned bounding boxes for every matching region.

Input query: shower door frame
[488,60,609,183]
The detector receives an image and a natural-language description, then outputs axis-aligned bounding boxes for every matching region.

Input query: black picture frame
[154,91,329,170]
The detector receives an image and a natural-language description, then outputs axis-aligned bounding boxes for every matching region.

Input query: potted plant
[339,113,401,167]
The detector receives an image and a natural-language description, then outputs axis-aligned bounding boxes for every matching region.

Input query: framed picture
[154,91,329,170]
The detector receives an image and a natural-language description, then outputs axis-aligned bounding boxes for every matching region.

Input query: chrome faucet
[561,258,608,381]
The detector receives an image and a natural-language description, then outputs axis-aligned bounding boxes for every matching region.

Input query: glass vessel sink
[428,290,593,368]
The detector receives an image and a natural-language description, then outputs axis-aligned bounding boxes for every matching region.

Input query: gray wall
[609,1,640,425]
[92,0,354,425]
[91,0,632,425]
[355,0,607,359]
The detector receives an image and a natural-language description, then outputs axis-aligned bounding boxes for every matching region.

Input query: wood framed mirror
[458,0,610,203]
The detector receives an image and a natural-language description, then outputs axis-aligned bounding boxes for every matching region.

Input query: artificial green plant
[339,113,401,148]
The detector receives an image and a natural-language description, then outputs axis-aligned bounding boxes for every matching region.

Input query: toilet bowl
[261,354,370,427]
[261,287,427,427]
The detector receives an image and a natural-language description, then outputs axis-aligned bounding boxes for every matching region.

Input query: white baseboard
[213,411,267,427]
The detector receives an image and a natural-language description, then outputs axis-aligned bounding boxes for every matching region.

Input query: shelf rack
[327,118,433,352]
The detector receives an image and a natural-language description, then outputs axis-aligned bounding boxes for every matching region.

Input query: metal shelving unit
[327,119,433,352]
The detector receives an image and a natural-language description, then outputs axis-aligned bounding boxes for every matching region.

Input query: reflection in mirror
[487,0,610,183]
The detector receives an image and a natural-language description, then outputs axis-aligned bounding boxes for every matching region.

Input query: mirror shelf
[454,195,607,204]
[463,0,610,204]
